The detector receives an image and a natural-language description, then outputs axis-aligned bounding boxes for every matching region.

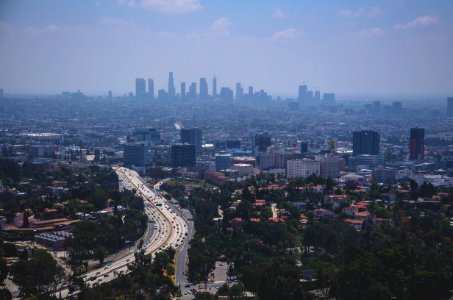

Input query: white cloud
[119,0,202,13]
[338,6,381,18]
[211,17,232,35]
[357,27,385,38]
[270,28,298,41]
[274,8,286,19]
[395,15,439,30]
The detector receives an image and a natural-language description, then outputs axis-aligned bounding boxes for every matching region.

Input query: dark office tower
[220,87,234,101]
[298,85,307,103]
[323,93,335,104]
[181,128,202,153]
[252,133,272,156]
[353,130,380,156]
[448,97,453,116]
[180,82,186,100]
[410,128,425,160]
[135,78,146,99]
[314,90,321,101]
[235,82,243,101]
[373,101,381,114]
[171,144,196,167]
[168,72,176,99]
[123,143,149,168]
[188,82,196,99]
[212,76,217,97]
[199,78,208,99]
[148,79,154,99]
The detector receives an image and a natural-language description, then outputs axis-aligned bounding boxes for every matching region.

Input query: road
[58,167,191,298]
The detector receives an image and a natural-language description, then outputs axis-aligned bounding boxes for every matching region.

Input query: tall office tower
[212,76,217,97]
[148,79,154,99]
[323,93,335,104]
[188,82,197,99]
[158,89,166,100]
[248,86,254,99]
[307,90,314,101]
[252,133,272,156]
[171,144,196,167]
[314,90,321,101]
[123,143,149,168]
[448,97,453,116]
[298,85,308,103]
[180,82,186,100]
[220,87,233,101]
[410,128,425,160]
[199,78,208,99]
[353,130,380,156]
[235,82,243,101]
[168,72,176,99]
[181,128,202,153]
[108,90,112,99]
[135,78,146,99]
[215,153,232,171]
[373,101,381,114]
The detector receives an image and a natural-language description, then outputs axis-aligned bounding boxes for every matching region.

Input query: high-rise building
[171,144,196,167]
[353,130,380,156]
[0,89,3,98]
[314,90,321,101]
[188,82,197,99]
[168,72,176,99]
[287,159,320,178]
[373,101,381,114]
[180,82,186,100]
[199,78,208,99]
[392,101,402,113]
[215,153,232,171]
[148,79,154,99]
[158,89,166,100]
[298,85,307,103]
[252,133,272,156]
[108,90,112,99]
[235,83,243,101]
[319,156,345,178]
[220,87,233,101]
[372,167,397,183]
[410,128,425,160]
[181,128,202,153]
[323,93,335,104]
[135,78,146,99]
[212,76,217,97]
[248,86,253,98]
[123,143,149,168]
[131,128,160,144]
[448,97,453,116]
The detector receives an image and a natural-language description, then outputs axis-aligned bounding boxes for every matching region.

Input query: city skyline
[1,0,453,96]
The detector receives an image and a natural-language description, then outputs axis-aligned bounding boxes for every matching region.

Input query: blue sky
[0,0,452,97]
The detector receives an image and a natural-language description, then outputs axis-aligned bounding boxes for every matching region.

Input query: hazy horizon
[1,0,453,96]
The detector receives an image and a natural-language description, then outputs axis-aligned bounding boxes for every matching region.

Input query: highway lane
[60,167,191,298]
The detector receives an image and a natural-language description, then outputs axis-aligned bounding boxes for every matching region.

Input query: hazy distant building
[300,142,308,153]
[168,72,176,99]
[298,85,308,103]
[353,130,380,156]
[448,97,453,116]
[248,86,254,98]
[235,83,243,101]
[215,153,232,171]
[181,128,202,153]
[314,90,321,101]
[373,101,381,114]
[171,144,196,167]
[212,76,217,97]
[0,89,3,98]
[180,82,186,99]
[323,93,335,104]
[188,82,197,99]
[108,90,112,99]
[135,78,146,99]
[131,128,160,144]
[199,78,208,99]
[287,159,320,178]
[410,128,425,160]
[220,87,233,101]
[123,143,149,168]
[148,79,154,99]
[158,89,166,100]
[392,101,402,113]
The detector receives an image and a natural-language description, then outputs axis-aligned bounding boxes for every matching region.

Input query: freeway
[61,167,191,298]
